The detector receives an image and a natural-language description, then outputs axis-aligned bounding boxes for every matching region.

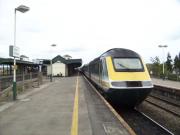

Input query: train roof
[100,48,141,58]
[88,48,141,64]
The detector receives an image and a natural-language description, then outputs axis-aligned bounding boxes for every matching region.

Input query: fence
[0,73,39,92]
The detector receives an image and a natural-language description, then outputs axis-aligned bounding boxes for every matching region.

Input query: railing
[150,73,180,81]
[0,73,39,92]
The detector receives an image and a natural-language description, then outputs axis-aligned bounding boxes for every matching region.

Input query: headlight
[142,81,153,87]
[111,81,127,87]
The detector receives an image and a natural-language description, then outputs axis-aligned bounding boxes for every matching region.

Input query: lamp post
[158,45,168,78]
[13,5,29,100]
[50,44,56,82]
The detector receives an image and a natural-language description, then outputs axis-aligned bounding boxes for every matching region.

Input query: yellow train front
[83,48,153,108]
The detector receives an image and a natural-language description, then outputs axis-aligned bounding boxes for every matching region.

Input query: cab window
[113,58,144,72]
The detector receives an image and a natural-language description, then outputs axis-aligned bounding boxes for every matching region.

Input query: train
[81,48,153,107]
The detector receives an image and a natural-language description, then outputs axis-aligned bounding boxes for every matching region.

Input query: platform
[152,78,180,90]
[0,75,133,135]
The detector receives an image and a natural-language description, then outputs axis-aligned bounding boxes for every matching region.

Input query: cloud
[61,47,86,53]
[1,0,180,64]
[169,28,180,41]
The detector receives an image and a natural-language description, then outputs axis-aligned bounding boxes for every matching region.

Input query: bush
[167,73,180,81]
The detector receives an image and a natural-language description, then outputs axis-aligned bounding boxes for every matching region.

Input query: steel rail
[149,94,180,108]
[135,108,174,135]
[145,99,180,117]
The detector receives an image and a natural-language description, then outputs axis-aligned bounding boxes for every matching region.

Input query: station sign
[9,45,20,58]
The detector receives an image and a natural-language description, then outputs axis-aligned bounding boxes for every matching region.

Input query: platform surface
[152,78,180,90]
[0,76,132,135]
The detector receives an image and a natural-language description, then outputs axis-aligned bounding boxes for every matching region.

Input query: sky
[0,0,180,64]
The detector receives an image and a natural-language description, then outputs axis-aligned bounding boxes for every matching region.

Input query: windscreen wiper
[118,63,130,70]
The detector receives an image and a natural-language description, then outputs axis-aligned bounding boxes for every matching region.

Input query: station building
[44,55,82,77]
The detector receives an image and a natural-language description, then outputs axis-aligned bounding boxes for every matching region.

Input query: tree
[150,56,161,77]
[166,52,173,73]
[174,54,180,74]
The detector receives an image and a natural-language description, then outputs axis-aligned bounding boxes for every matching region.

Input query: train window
[0,65,3,75]
[113,58,144,72]
[94,63,98,75]
[102,59,108,80]
[91,62,99,75]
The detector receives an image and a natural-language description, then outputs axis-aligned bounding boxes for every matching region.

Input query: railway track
[83,74,174,135]
[145,95,180,117]
[149,94,180,108]
[116,108,174,135]
[136,110,174,135]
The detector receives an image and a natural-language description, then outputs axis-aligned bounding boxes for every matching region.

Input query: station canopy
[0,57,36,65]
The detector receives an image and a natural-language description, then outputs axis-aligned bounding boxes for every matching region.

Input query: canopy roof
[43,55,82,65]
[0,57,37,65]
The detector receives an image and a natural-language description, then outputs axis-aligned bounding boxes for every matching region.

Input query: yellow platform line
[71,75,79,135]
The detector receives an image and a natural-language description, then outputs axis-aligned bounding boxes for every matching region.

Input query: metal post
[163,60,165,75]
[50,60,53,82]
[14,10,16,47]
[50,44,56,82]
[0,76,1,93]
[22,66,25,91]
[13,9,17,100]
[162,47,164,75]
[12,5,29,100]
[13,58,17,100]
[158,45,168,80]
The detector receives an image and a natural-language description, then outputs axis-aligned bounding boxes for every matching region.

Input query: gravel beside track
[137,101,180,135]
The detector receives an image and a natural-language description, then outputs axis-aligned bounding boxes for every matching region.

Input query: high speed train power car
[82,48,153,107]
